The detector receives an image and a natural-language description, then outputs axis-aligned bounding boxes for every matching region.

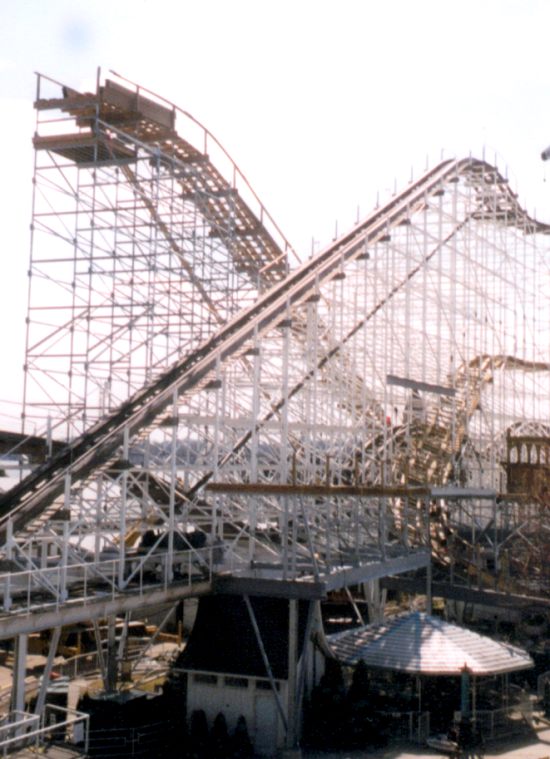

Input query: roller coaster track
[389,355,550,565]
[42,74,296,286]
[394,355,550,486]
[30,73,381,450]
[1,156,544,543]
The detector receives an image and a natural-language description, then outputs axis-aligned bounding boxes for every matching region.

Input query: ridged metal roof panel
[327,612,533,676]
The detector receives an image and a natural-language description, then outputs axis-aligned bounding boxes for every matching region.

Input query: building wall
[183,601,328,754]
[186,670,287,756]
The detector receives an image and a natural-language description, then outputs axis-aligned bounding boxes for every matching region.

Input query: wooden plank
[387,373,456,397]
[102,79,175,130]
[206,481,431,498]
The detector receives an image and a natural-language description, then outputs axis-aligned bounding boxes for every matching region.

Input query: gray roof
[327,612,533,676]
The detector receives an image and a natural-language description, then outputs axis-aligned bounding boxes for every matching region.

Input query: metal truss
[24,72,295,441]
[1,73,550,637]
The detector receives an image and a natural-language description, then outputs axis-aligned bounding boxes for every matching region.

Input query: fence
[475,703,533,741]
[0,704,89,756]
[376,710,431,744]
[375,701,534,748]
[85,719,176,758]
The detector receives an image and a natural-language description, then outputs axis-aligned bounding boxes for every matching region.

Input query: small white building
[178,594,325,756]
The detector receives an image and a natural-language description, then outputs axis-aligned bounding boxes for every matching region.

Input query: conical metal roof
[327,612,533,676]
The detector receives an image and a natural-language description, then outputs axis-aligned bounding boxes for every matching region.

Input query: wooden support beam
[205,482,431,498]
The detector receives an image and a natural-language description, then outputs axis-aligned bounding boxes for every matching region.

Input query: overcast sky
[1,0,549,427]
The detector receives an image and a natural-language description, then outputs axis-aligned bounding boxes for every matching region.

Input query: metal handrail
[0,545,214,614]
[0,705,89,756]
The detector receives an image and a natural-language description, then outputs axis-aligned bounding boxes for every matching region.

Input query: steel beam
[11,634,27,714]
[0,580,212,639]
[323,550,431,592]
[380,577,550,609]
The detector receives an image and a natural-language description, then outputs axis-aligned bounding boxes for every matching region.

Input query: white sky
[1,0,550,428]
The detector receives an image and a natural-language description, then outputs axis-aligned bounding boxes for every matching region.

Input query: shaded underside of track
[0,156,547,540]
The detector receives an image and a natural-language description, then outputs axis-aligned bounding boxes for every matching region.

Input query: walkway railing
[85,719,175,758]
[0,704,89,756]
[0,545,214,614]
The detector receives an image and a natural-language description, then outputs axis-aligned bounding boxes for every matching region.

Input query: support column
[248,336,261,564]
[93,621,107,687]
[167,390,178,583]
[295,601,316,726]
[11,634,28,714]
[34,627,61,716]
[460,665,471,717]
[426,559,433,615]
[118,428,129,588]
[243,596,287,731]
[364,579,386,624]
[105,617,118,693]
[4,519,13,612]
[279,308,291,581]
[285,599,300,755]
[425,496,432,615]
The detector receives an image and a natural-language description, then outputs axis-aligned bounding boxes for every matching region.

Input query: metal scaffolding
[25,72,294,440]
[0,71,549,638]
